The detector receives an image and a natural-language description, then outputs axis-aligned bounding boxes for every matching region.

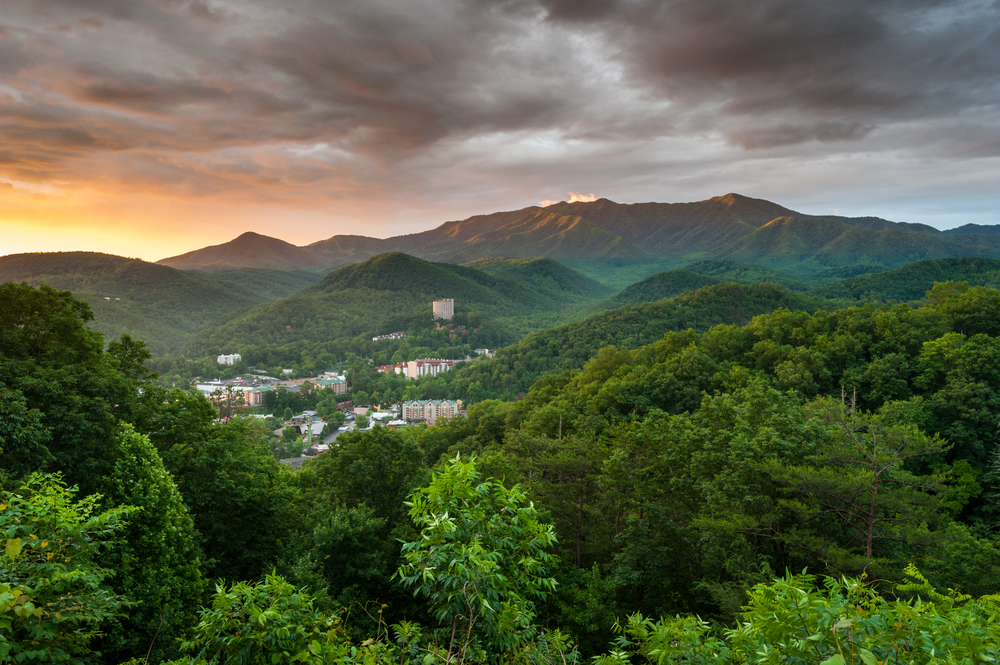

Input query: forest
[3,280,1000,664]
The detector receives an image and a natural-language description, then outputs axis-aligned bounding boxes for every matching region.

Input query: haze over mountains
[159,193,1000,277]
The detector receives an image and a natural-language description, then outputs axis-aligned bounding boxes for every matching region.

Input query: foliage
[395,456,567,663]
[808,257,1000,303]
[0,386,52,481]
[171,574,344,665]
[0,252,271,355]
[0,473,134,664]
[0,282,163,496]
[594,569,1000,664]
[447,282,818,400]
[94,424,205,664]
[169,419,296,583]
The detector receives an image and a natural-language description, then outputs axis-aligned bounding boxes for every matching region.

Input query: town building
[406,358,456,379]
[217,353,242,365]
[402,399,462,422]
[433,298,454,320]
[318,377,349,394]
[372,331,408,342]
[195,377,273,405]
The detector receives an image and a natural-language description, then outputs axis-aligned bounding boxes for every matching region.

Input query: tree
[0,386,51,481]
[94,424,205,663]
[0,283,161,496]
[764,396,967,574]
[395,456,565,662]
[1,473,135,664]
[209,385,247,420]
[170,419,296,582]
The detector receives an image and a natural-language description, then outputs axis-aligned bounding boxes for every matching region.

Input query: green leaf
[5,538,22,560]
[820,656,846,665]
[859,649,878,665]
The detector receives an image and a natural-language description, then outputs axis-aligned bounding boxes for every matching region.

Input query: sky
[2,0,999,261]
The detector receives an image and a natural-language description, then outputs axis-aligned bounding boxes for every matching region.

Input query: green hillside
[444,282,821,399]
[462,257,614,301]
[0,252,265,354]
[208,269,324,301]
[682,259,820,290]
[604,270,722,307]
[183,253,610,361]
[310,252,577,312]
[806,257,1000,302]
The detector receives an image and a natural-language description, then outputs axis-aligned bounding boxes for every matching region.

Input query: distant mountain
[158,193,1000,284]
[0,252,265,353]
[185,253,609,356]
[806,257,1000,302]
[718,216,1000,273]
[944,224,1000,236]
[151,192,1000,308]
[159,231,327,271]
[462,257,613,301]
[304,235,391,268]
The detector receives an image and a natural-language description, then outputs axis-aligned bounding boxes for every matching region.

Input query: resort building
[406,358,456,379]
[433,298,454,320]
[402,399,462,422]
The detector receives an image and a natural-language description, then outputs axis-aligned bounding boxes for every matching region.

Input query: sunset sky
[2,0,999,262]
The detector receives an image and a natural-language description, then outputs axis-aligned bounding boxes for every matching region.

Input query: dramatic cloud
[1,0,998,258]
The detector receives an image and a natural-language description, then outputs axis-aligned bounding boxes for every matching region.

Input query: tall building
[217,353,242,365]
[433,298,454,320]
[406,358,456,379]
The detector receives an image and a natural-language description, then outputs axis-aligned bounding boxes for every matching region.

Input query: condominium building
[433,298,454,320]
[217,353,242,365]
[406,358,456,379]
[402,399,462,422]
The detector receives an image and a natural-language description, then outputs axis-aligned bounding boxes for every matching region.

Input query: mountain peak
[158,231,326,272]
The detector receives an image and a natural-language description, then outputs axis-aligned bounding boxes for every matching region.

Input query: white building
[406,358,456,379]
[217,353,242,365]
[433,298,454,320]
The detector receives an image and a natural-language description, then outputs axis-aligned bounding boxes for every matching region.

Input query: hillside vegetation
[182,252,611,365]
[0,252,267,354]
[6,276,1000,665]
[443,282,821,399]
[807,257,1000,302]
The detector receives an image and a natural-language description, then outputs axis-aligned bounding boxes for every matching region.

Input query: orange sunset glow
[2,0,999,260]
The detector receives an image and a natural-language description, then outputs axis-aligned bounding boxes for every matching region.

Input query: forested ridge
[4,276,1000,664]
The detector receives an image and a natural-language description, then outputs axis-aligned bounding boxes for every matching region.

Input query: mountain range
[157,193,1000,278]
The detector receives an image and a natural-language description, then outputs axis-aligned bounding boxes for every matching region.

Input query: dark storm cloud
[1,0,998,212]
